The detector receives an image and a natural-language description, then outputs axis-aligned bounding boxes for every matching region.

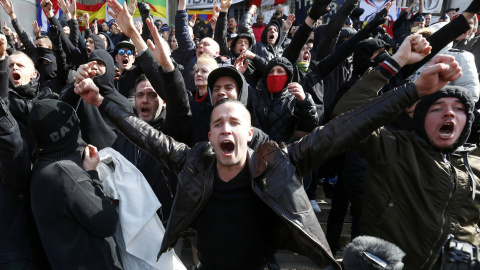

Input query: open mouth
[122,59,129,65]
[139,106,150,118]
[220,140,235,155]
[303,55,309,61]
[87,48,92,54]
[12,73,21,81]
[439,122,454,137]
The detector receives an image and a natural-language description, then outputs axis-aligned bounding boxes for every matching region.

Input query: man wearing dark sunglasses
[114,40,143,104]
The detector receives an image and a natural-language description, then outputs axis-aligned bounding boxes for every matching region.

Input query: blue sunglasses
[118,49,133,56]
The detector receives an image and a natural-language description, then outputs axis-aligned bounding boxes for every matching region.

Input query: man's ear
[208,131,211,141]
[31,70,37,80]
[247,127,253,142]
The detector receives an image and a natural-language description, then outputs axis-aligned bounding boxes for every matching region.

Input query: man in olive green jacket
[333,34,480,269]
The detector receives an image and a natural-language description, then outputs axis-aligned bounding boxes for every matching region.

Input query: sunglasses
[118,49,133,56]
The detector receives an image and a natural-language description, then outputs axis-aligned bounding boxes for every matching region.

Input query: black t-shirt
[194,165,275,270]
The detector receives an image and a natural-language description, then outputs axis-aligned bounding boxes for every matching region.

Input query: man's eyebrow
[212,117,223,124]
[214,83,235,88]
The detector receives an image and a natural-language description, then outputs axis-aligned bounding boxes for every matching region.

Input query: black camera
[274,11,281,16]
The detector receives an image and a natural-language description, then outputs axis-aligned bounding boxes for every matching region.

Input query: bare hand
[146,18,174,71]
[75,61,98,84]
[92,20,98,34]
[414,55,462,97]
[32,20,41,37]
[209,16,217,32]
[220,0,232,12]
[2,21,11,36]
[127,0,137,16]
[58,0,70,17]
[244,49,255,60]
[212,1,220,18]
[74,78,104,107]
[69,0,77,20]
[107,0,135,37]
[40,0,54,18]
[392,34,431,67]
[188,14,196,28]
[134,21,142,34]
[384,0,393,12]
[83,12,90,27]
[234,53,249,74]
[112,22,123,34]
[82,145,99,171]
[282,14,295,31]
[288,82,305,101]
[0,0,15,19]
[114,67,120,81]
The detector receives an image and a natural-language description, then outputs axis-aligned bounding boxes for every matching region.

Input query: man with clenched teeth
[74,30,456,268]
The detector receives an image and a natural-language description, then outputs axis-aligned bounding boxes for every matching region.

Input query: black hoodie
[249,57,319,143]
[251,20,285,61]
[181,66,269,148]
[36,47,57,90]
[60,49,133,149]
[28,99,122,270]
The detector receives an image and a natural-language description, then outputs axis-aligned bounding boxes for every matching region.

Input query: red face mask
[267,74,288,93]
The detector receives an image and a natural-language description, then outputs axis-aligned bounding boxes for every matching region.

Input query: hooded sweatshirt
[250,20,286,61]
[249,57,319,143]
[60,49,133,149]
[29,99,122,270]
[185,66,269,149]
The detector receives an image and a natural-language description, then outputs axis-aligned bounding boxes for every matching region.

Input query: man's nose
[444,108,455,118]
[218,89,227,96]
[221,123,232,134]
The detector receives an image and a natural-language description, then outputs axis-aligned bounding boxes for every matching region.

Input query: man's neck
[216,161,247,182]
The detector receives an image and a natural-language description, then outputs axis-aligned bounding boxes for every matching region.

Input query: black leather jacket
[98,80,420,269]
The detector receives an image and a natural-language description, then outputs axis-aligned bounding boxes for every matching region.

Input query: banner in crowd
[188,10,213,23]
[37,0,63,32]
[132,0,167,20]
[359,0,397,21]
[186,0,243,10]
[422,0,443,14]
[249,0,286,7]
[76,2,108,31]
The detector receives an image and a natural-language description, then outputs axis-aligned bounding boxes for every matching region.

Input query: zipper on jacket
[167,169,213,251]
[135,147,141,166]
[161,170,174,198]
[421,154,457,269]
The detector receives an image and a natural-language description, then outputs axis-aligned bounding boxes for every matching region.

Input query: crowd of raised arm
[2,0,480,269]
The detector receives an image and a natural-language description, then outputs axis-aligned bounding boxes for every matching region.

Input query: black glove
[48,24,61,47]
[308,0,333,21]
[138,2,151,21]
[465,0,480,13]
[365,8,388,31]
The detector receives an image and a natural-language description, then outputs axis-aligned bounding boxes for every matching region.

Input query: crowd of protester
[2,0,480,269]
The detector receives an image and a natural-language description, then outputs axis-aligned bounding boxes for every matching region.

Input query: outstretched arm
[315,0,358,61]
[213,0,232,56]
[332,34,432,117]
[1,0,36,58]
[289,53,462,176]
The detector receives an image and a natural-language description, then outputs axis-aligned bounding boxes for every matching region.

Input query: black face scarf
[36,47,57,83]
[88,49,115,96]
